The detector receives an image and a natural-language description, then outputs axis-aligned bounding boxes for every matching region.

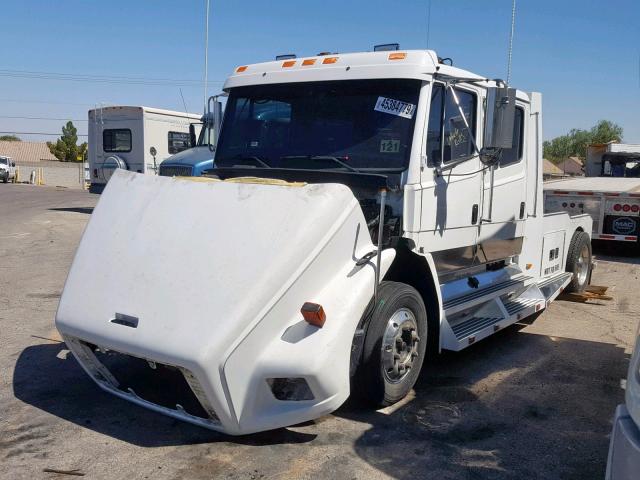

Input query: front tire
[354,281,428,407]
[565,231,592,293]
[2,173,7,183]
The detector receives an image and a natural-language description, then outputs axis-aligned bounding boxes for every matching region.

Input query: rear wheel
[565,231,592,293]
[354,281,428,407]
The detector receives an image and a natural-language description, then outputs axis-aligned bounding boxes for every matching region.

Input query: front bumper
[62,333,346,435]
[606,404,640,480]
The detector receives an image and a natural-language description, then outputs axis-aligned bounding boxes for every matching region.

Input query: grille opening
[159,165,193,177]
[86,344,209,419]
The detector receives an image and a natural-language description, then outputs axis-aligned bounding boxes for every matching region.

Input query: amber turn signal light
[301,302,326,327]
[235,65,248,73]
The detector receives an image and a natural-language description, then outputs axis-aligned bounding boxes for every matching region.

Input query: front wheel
[565,231,592,293]
[354,281,428,407]
[2,173,7,183]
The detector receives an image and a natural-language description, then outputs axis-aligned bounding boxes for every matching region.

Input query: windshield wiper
[280,155,360,173]
[220,155,271,168]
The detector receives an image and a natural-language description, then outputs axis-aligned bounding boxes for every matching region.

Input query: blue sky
[1,0,638,143]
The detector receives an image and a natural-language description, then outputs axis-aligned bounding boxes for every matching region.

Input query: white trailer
[88,106,201,193]
[545,143,640,245]
[57,48,592,435]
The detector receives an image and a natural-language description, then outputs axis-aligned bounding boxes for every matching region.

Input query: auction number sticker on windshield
[374,97,416,119]
[380,139,400,153]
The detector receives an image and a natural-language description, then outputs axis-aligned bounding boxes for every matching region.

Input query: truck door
[417,82,483,268]
[477,103,527,249]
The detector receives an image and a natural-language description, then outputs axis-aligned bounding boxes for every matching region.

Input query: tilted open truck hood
[56,169,397,433]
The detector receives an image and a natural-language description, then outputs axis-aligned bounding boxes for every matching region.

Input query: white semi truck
[56,47,592,435]
[544,143,640,246]
[88,106,201,193]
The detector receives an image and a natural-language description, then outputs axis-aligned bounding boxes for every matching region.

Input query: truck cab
[158,114,218,177]
[56,47,592,435]
[0,155,16,183]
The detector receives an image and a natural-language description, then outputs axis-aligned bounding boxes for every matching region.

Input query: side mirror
[189,124,196,148]
[11,162,15,167]
[206,95,224,152]
[484,86,516,149]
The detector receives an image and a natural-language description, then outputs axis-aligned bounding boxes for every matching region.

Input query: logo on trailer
[612,217,636,235]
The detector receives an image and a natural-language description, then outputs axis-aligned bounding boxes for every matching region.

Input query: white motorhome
[88,106,201,193]
[57,48,592,435]
[545,144,640,245]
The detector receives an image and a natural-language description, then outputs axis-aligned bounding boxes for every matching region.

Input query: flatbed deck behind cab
[56,48,592,435]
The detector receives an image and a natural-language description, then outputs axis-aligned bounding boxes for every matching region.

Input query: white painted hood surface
[56,169,390,434]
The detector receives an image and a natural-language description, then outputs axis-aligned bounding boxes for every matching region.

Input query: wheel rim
[381,308,420,383]
[576,244,590,286]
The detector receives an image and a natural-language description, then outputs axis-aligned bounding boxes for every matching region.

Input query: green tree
[0,135,21,141]
[590,120,623,145]
[47,121,86,162]
[543,120,624,162]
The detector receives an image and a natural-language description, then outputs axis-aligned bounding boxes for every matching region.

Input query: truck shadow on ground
[336,323,628,480]
[12,343,316,447]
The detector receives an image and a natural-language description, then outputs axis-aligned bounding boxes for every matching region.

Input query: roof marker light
[322,57,338,64]
[282,60,296,68]
[302,58,317,66]
[235,66,248,73]
[388,52,407,60]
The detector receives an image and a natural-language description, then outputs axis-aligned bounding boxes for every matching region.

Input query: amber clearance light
[388,52,407,60]
[301,302,326,327]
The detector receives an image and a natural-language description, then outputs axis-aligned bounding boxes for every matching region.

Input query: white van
[88,106,201,193]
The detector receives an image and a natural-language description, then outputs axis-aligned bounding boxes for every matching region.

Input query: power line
[0,68,224,87]
[0,115,87,121]
[0,131,88,137]
[0,98,95,106]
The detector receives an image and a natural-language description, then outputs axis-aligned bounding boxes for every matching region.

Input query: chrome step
[537,272,572,289]
[504,297,540,316]
[537,272,572,301]
[451,316,503,340]
[443,275,533,313]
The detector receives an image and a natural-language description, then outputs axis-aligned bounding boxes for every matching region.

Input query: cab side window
[499,107,524,167]
[426,84,477,165]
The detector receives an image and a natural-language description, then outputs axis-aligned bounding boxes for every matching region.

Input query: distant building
[0,140,58,164]
[543,159,564,179]
[557,156,584,176]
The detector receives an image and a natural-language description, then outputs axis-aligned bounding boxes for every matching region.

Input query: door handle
[471,204,479,224]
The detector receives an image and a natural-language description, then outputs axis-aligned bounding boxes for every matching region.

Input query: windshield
[0,158,7,165]
[215,79,421,172]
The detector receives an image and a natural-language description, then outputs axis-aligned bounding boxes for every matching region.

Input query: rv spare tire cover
[100,155,128,182]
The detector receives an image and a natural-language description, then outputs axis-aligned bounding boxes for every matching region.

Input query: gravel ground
[0,183,637,480]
